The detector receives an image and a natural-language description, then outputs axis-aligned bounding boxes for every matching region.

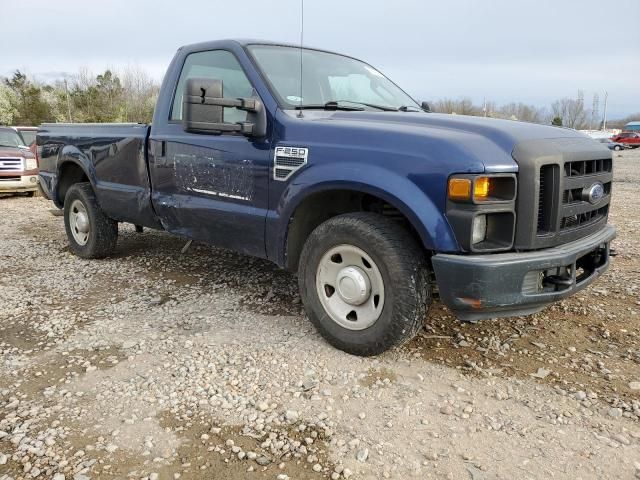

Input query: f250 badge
[275,146,308,159]
[273,146,309,181]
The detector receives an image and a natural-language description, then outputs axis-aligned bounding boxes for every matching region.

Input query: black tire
[298,212,431,356]
[614,145,622,151]
[64,183,118,259]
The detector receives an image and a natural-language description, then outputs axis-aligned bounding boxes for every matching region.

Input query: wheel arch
[55,160,91,206]
[276,169,458,271]
[54,146,96,207]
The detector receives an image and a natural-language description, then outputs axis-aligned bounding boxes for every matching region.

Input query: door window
[171,50,253,124]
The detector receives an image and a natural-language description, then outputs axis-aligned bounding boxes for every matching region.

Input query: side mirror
[182,78,266,137]
[421,101,431,113]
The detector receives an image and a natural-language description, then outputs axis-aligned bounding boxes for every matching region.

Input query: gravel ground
[1,149,639,480]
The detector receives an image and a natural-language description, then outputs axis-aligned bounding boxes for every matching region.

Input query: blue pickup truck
[38,40,616,355]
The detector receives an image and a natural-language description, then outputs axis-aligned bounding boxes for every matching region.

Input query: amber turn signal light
[474,177,491,200]
[448,178,471,201]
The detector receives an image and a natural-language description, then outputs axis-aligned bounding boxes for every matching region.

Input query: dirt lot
[1,149,639,480]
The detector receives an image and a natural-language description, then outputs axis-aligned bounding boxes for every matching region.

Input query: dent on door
[151,139,269,258]
[172,143,254,202]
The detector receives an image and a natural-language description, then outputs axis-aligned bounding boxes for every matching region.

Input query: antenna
[602,91,608,131]
[297,0,304,118]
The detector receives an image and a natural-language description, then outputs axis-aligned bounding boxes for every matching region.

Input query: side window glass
[171,50,253,123]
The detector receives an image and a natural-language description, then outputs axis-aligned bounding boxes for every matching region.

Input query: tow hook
[543,275,573,288]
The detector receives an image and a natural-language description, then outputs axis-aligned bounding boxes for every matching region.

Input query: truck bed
[38,123,161,229]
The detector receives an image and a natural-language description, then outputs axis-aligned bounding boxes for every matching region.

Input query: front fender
[268,162,459,267]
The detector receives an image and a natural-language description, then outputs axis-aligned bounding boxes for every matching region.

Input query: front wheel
[614,145,622,151]
[298,212,431,356]
[64,183,118,258]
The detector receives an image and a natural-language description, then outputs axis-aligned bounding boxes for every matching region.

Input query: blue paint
[38,39,590,267]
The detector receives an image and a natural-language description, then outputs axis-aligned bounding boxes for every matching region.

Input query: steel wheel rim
[316,244,385,330]
[69,199,90,246]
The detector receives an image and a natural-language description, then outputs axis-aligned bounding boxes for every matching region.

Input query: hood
[286,110,597,173]
[0,145,34,158]
[324,111,587,150]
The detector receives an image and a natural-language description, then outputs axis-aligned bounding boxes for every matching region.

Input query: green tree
[69,70,125,122]
[4,70,54,125]
[551,116,563,126]
[0,83,18,125]
[95,70,124,121]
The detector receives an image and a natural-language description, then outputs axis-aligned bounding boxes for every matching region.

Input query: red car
[611,131,640,148]
[0,127,39,196]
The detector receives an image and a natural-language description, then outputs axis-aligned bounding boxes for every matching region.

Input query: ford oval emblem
[586,182,605,205]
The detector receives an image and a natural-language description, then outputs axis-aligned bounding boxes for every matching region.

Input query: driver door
[149,49,271,258]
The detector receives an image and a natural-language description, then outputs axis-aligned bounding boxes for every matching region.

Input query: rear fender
[53,146,96,207]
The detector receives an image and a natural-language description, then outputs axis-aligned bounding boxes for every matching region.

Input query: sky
[3,0,639,119]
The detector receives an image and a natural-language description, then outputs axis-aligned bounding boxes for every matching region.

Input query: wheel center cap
[76,212,89,233]
[337,266,371,305]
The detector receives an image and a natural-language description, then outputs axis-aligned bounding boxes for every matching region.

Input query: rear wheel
[614,145,622,151]
[64,183,118,258]
[298,212,431,356]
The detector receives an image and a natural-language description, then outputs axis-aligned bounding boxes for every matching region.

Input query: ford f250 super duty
[38,40,616,356]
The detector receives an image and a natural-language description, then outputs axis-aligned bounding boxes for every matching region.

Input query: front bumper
[432,224,616,321]
[0,174,39,193]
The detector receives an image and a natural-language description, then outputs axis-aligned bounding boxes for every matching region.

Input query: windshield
[248,45,419,111]
[18,130,36,146]
[0,129,26,148]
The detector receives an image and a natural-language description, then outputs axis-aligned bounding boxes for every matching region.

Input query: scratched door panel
[171,139,269,257]
[152,134,271,258]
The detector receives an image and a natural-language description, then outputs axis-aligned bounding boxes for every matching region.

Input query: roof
[625,121,640,126]
[178,39,350,60]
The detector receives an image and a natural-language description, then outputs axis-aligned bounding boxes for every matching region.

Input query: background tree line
[0,67,159,126]
[0,68,636,129]
[430,92,637,130]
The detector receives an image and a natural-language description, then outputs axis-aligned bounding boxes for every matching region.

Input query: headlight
[472,215,487,244]
[448,175,516,203]
[25,158,38,170]
[446,173,517,252]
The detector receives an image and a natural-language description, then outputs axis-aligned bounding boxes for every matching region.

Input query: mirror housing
[182,78,267,137]
[421,101,431,113]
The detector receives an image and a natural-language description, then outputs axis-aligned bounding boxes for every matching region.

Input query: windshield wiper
[331,100,399,112]
[295,102,364,111]
[398,105,422,112]
[0,144,19,148]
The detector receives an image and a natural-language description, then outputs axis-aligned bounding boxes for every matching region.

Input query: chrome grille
[0,157,24,172]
